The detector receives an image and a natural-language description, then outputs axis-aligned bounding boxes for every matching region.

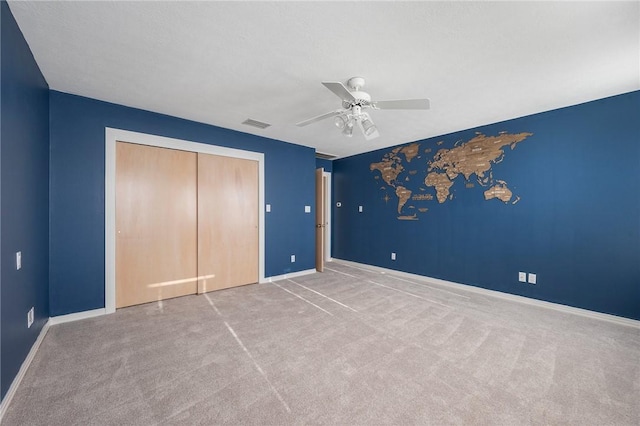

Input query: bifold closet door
[197,153,259,293]
[116,142,198,308]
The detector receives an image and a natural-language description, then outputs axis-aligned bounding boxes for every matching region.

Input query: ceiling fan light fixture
[334,115,347,129]
[342,121,354,137]
[360,114,377,136]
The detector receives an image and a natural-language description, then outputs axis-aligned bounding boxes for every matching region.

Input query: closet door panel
[198,154,259,293]
[116,142,198,308]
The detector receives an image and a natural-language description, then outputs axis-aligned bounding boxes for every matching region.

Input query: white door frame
[105,128,265,314]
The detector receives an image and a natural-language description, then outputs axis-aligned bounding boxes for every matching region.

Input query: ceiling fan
[296,76,430,140]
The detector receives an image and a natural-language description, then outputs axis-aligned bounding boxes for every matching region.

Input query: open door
[315,168,325,272]
[323,172,330,262]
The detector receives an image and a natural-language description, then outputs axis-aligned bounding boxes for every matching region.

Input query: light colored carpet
[3,261,639,425]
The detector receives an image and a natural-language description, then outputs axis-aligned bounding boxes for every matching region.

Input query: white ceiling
[8,1,639,159]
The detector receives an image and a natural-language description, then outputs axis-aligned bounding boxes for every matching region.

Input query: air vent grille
[242,119,271,129]
[315,152,337,160]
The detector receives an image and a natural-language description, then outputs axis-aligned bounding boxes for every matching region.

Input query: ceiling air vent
[242,118,271,129]
[316,152,337,160]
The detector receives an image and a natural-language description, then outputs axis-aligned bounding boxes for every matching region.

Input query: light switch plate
[304,205,311,213]
[528,273,537,284]
[358,206,363,212]
[518,272,526,282]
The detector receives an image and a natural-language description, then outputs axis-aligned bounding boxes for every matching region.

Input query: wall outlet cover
[518,272,526,282]
[304,205,311,213]
[290,255,296,263]
[391,252,396,260]
[266,204,271,212]
[528,273,537,284]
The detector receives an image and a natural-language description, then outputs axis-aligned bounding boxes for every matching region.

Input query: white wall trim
[49,308,106,325]
[335,259,640,329]
[0,320,50,421]
[263,268,316,283]
[105,128,266,314]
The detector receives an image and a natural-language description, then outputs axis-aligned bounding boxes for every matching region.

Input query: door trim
[105,128,265,314]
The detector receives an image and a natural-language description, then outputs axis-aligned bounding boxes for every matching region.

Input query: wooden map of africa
[370,131,533,220]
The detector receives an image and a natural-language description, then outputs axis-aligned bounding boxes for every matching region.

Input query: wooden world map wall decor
[370,132,533,220]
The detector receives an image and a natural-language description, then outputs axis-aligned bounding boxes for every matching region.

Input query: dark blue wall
[1,0,50,400]
[316,158,333,172]
[49,92,316,316]
[333,91,640,320]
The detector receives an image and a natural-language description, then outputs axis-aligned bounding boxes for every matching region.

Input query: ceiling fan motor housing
[347,76,366,91]
[345,77,371,107]
[349,91,371,107]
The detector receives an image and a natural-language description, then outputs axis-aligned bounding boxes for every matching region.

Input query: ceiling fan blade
[322,82,356,102]
[372,99,431,110]
[296,109,344,127]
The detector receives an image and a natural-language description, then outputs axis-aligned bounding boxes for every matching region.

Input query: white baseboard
[0,320,50,421]
[334,259,640,329]
[49,308,106,325]
[262,268,316,283]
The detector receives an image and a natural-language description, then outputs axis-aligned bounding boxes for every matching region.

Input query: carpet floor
[3,261,639,425]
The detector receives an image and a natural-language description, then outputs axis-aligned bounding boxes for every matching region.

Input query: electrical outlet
[391,252,396,261]
[358,206,363,212]
[528,273,537,284]
[290,255,296,263]
[304,205,311,213]
[518,272,526,282]
[27,307,34,328]
[266,204,271,212]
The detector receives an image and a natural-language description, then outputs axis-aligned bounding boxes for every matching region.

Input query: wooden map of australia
[370,132,533,220]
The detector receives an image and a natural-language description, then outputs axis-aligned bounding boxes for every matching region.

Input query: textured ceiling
[7,1,639,158]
